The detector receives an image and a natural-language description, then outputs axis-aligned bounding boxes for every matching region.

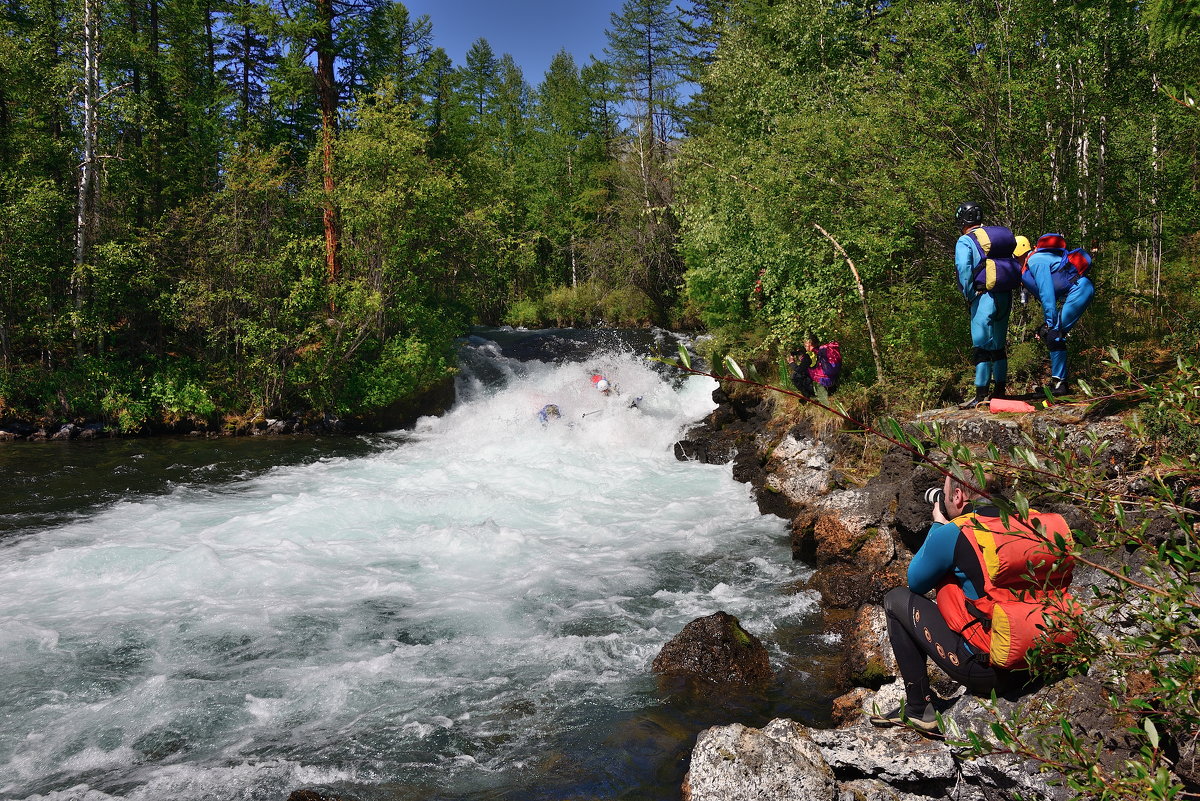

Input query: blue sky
[401,0,626,86]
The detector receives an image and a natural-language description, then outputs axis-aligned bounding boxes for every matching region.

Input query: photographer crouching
[870,465,1078,736]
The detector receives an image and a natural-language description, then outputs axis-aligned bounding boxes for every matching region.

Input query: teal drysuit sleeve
[955,234,979,299]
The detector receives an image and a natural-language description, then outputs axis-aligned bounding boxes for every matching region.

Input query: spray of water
[0,335,814,800]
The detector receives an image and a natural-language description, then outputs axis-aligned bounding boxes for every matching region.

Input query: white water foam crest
[0,341,813,800]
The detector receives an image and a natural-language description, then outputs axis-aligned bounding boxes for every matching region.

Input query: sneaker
[869,703,940,736]
[1050,378,1069,396]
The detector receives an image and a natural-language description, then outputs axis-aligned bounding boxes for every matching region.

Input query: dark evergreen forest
[1,0,1197,429]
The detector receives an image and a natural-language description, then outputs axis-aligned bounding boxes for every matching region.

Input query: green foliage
[678,0,1200,402]
[601,286,656,326]
[503,297,542,328]
[1,0,1197,436]
[540,282,607,327]
[1133,355,1200,467]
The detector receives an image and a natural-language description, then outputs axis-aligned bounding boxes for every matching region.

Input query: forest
[0,0,1197,429]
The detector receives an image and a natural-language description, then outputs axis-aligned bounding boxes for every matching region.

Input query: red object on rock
[989,398,1036,413]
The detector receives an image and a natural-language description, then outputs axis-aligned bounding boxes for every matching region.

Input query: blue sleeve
[955,235,977,298]
[1026,251,1061,329]
[908,521,961,594]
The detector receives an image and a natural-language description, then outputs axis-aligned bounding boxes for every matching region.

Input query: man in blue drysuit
[954,202,1016,408]
[1021,237,1095,396]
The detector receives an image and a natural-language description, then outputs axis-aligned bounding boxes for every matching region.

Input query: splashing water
[0,329,818,800]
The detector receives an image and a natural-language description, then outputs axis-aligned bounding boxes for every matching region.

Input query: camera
[925,486,949,521]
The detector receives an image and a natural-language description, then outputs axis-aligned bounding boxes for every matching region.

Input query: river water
[0,328,837,801]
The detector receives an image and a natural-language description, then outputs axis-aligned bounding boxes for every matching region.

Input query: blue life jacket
[967,226,1023,292]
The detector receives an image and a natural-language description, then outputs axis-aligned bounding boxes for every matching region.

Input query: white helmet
[595,379,610,393]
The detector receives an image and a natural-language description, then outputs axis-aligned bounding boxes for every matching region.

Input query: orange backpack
[936,509,1079,669]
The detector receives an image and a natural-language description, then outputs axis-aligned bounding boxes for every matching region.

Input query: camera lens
[924,487,944,505]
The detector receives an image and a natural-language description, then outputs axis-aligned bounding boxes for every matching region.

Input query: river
[0,328,838,801]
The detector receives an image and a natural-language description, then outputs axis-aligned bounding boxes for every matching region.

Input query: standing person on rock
[869,466,1078,736]
[954,202,1022,409]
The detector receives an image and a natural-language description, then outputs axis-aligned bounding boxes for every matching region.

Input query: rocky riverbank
[669,384,1185,800]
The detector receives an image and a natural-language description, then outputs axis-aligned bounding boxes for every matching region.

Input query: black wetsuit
[884,503,1019,712]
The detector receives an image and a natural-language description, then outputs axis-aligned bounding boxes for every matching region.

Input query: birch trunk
[73,0,100,356]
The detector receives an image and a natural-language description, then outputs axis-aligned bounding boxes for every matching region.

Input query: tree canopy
[0,0,1196,427]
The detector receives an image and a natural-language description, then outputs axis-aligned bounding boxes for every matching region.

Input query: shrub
[540,283,606,327]
[503,297,543,328]
[601,286,656,326]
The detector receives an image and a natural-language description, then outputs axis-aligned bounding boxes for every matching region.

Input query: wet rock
[0,429,15,441]
[830,686,874,728]
[51,423,78,441]
[78,422,108,440]
[287,790,354,801]
[683,718,835,801]
[790,510,818,561]
[266,417,299,435]
[807,560,906,610]
[1,420,36,437]
[307,414,345,435]
[652,611,773,691]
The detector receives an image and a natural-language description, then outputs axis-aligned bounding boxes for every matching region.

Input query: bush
[503,297,542,328]
[601,286,656,326]
[540,283,606,327]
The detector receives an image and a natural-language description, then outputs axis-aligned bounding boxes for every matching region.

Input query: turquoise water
[0,329,835,800]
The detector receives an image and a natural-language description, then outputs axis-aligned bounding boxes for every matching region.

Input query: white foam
[0,339,813,800]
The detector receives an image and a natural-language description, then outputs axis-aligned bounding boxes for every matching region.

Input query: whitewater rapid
[0,331,816,800]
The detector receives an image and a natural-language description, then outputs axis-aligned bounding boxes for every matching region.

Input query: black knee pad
[1048,339,1067,352]
[972,347,990,365]
[882,586,911,618]
[989,347,1007,361]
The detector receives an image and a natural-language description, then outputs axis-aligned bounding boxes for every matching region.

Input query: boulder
[652,611,773,691]
[910,410,1026,450]
[683,719,836,801]
[806,560,907,610]
[765,432,835,503]
[78,422,108,440]
[843,604,897,688]
[51,423,78,441]
[1,420,36,438]
[287,790,352,801]
[807,725,956,788]
[807,514,896,569]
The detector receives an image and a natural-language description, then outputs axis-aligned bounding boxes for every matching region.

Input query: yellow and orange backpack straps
[936,509,1079,669]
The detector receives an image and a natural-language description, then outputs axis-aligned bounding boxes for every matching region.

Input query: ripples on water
[0,328,837,801]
